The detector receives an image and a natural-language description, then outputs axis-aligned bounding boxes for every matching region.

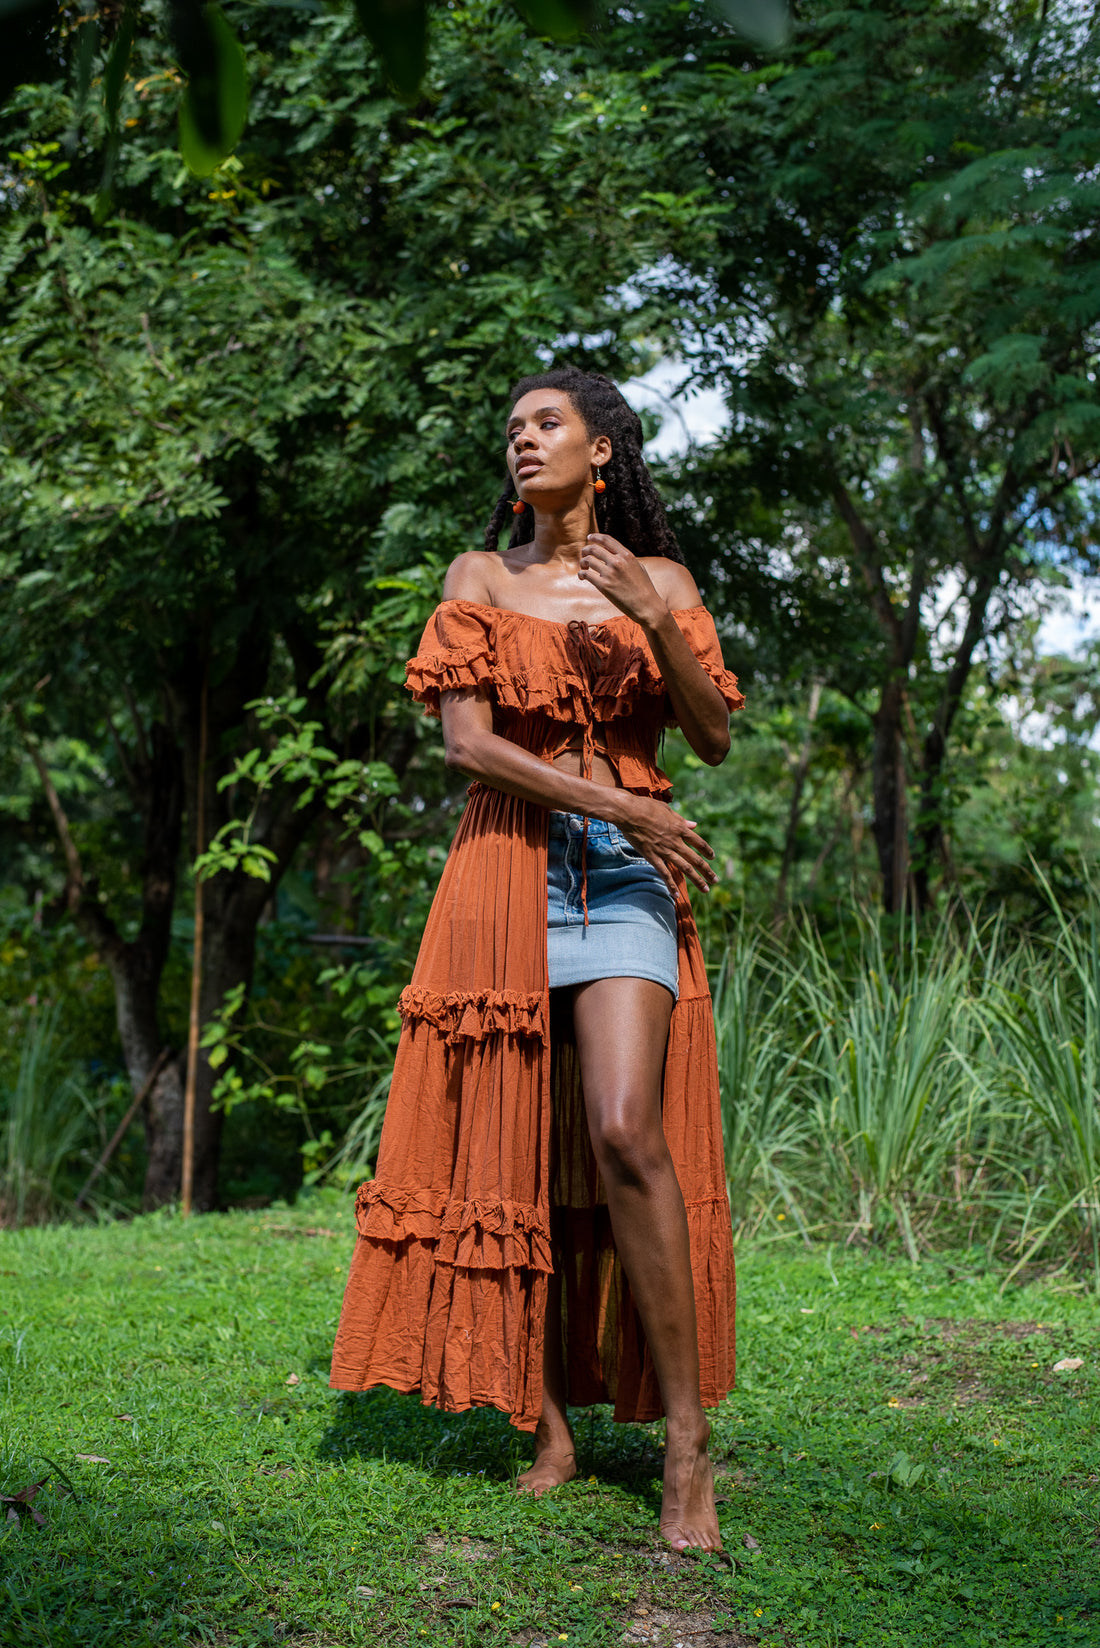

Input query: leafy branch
[194,697,399,884]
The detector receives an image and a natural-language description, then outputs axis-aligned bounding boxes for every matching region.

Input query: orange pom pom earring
[592,467,606,494]
[512,497,526,515]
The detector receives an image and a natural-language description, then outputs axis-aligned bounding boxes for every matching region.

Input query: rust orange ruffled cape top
[330,599,745,1431]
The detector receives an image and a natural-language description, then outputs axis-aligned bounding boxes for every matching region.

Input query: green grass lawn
[1,1193,1097,1648]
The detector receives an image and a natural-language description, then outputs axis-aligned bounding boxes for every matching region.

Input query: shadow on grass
[318,1385,665,1497]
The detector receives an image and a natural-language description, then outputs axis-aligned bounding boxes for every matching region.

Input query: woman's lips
[515,459,543,478]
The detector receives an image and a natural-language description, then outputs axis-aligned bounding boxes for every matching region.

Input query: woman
[330,368,743,1552]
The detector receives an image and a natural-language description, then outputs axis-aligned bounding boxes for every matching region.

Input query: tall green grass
[800,913,972,1260]
[712,933,815,1240]
[988,869,1100,1290]
[709,886,1100,1288]
[0,1007,98,1226]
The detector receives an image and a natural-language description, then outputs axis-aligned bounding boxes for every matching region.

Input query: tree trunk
[912,571,999,910]
[167,618,334,1205]
[830,479,924,915]
[773,678,822,924]
[100,721,188,1209]
[871,676,910,915]
[184,878,257,1210]
[23,709,188,1209]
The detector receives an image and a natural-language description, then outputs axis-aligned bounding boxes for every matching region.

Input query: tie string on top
[565,619,607,927]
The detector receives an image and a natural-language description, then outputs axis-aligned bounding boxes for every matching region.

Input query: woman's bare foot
[516,1419,577,1496]
[659,1419,723,1552]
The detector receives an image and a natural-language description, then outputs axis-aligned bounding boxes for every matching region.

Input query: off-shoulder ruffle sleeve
[406,601,497,718]
[670,608,746,718]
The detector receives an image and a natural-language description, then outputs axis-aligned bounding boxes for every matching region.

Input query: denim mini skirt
[546,811,679,1000]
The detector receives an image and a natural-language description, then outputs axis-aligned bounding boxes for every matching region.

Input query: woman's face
[505,390,611,506]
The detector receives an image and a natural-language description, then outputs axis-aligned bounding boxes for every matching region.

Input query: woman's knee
[588,1102,669,1187]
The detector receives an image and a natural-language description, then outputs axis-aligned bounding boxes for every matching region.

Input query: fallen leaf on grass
[1053,1357,1084,1373]
[742,1533,760,1550]
[113,1414,134,1422]
[0,1481,47,1528]
[285,1373,301,1386]
[355,1585,376,1597]
[75,1455,111,1464]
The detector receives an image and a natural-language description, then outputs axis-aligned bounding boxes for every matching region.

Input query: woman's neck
[526,493,598,564]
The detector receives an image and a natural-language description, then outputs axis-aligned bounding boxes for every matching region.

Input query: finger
[681,861,713,894]
[674,830,715,867]
[655,858,678,898]
[672,844,718,887]
[677,827,715,861]
[587,533,629,557]
[674,853,712,892]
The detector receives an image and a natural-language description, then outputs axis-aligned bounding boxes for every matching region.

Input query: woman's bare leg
[515,1268,577,1493]
[570,975,722,1551]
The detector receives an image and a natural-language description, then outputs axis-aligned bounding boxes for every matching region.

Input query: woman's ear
[592,434,612,467]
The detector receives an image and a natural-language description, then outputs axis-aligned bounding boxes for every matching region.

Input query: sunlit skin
[438,389,732,1552]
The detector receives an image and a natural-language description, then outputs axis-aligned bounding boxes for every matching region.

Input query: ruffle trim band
[406,648,670,724]
[398,985,547,1044]
[356,1181,554,1274]
[405,646,496,716]
[697,661,746,715]
[406,648,744,722]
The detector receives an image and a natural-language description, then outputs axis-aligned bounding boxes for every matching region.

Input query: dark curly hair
[484,367,685,563]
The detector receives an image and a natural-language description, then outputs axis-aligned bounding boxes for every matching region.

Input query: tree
[630,0,1100,909]
[0,0,593,173]
[0,2,682,1205]
[0,0,788,181]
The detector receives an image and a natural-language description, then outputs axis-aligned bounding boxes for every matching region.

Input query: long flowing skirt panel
[329,788,736,1431]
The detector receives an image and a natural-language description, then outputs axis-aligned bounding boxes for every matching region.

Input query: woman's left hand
[579,534,668,629]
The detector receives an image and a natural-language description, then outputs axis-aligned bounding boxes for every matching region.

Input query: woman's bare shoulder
[442,551,498,604]
[639,558,704,609]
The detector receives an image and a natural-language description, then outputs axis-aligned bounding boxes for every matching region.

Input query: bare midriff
[551,740,620,788]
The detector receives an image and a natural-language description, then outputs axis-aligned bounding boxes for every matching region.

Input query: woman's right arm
[439,689,717,896]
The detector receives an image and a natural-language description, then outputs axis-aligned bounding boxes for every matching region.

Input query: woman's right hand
[617,795,717,896]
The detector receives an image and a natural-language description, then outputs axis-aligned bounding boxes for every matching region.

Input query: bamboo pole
[75,1047,170,1210]
[181,660,209,1217]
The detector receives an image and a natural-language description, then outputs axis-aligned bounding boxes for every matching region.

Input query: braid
[484,476,517,554]
[484,367,685,563]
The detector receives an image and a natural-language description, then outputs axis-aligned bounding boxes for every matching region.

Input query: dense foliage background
[1,0,1098,1278]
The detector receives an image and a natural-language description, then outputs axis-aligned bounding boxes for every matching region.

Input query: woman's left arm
[580,535,732,766]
